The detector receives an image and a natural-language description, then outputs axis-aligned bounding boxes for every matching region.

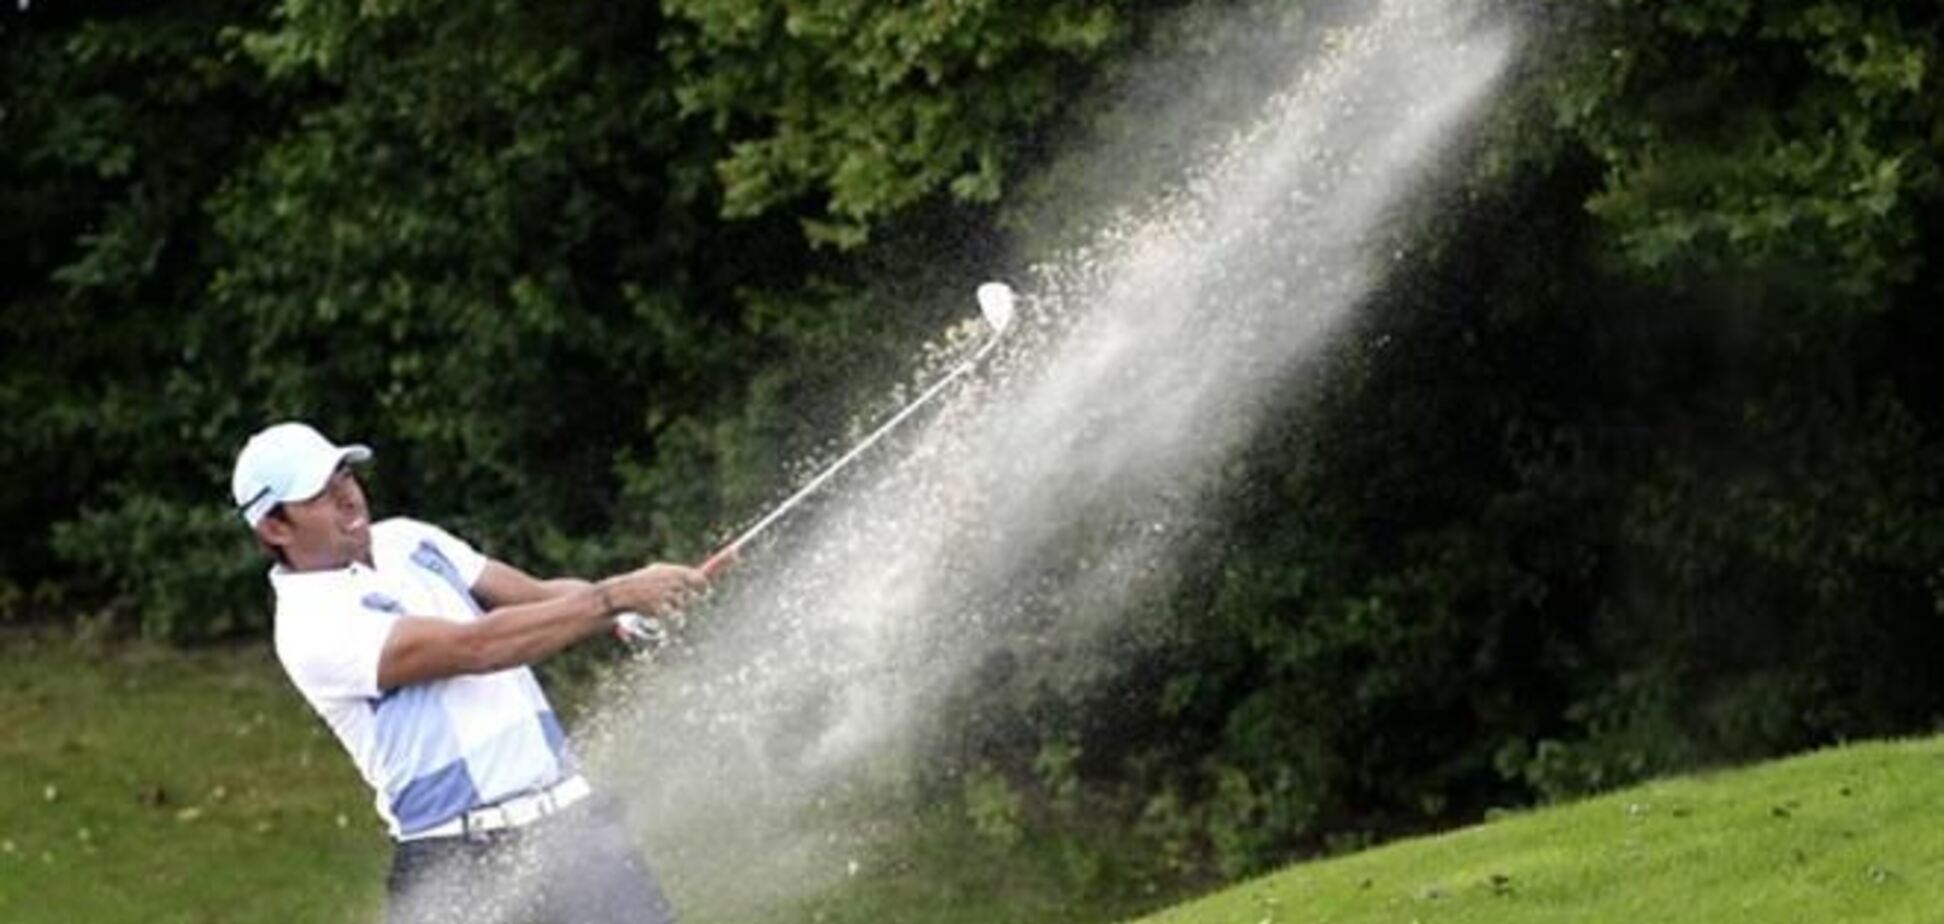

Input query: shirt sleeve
[275,588,395,703]
[395,517,490,589]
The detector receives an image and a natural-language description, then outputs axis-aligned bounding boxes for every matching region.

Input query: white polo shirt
[270,517,575,839]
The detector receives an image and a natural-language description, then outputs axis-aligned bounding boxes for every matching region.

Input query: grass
[9,630,1944,924]
[0,630,383,923]
[1137,737,1944,924]
[0,631,1164,923]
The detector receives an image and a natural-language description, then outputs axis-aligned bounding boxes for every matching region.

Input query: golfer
[231,421,702,924]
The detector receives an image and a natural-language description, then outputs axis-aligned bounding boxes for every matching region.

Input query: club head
[976,282,1016,334]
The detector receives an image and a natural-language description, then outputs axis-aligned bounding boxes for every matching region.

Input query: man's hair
[256,505,291,567]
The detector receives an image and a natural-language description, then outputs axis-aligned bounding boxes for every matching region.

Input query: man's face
[260,465,373,570]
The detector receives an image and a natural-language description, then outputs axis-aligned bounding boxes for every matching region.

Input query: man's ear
[255,515,293,551]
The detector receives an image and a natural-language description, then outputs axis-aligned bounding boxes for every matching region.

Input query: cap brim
[281,444,372,506]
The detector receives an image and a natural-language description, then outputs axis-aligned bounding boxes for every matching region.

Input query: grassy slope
[1138,737,1944,924]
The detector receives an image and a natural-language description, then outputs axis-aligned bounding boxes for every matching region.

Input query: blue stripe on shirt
[392,760,480,835]
[411,541,482,615]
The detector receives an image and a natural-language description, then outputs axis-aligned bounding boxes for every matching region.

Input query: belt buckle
[460,810,483,842]
[456,777,575,842]
[460,805,500,843]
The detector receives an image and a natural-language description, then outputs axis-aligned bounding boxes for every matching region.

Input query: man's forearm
[464,585,614,671]
[537,577,595,601]
[470,561,593,609]
[380,584,616,689]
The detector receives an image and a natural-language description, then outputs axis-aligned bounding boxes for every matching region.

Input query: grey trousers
[385,793,677,924]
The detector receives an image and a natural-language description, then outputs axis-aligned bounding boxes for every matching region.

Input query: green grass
[10,631,1944,924]
[0,631,383,923]
[0,631,1161,923]
[1137,737,1944,924]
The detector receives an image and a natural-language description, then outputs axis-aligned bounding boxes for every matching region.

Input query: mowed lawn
[0,631,383,923]
[1140,736,1944,924]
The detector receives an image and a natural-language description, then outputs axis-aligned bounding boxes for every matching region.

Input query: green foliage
[208,0,719,552]
[661,0,1127,245]
[1032,736,1083,815]
[1534,0,1941,309]
[963,763,1026,847]
[4,0,1079,638]
[49,494,269,640]
[0,0,282,637]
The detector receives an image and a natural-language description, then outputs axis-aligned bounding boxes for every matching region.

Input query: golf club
[614,281,1018,647]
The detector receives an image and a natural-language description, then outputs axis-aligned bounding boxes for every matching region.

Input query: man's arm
[471,560,592,609]
[376,561,704,690]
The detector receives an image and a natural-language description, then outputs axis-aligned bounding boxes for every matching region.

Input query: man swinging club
[231,421,704,924]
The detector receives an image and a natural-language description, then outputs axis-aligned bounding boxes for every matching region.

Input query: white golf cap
[230,422,372,527]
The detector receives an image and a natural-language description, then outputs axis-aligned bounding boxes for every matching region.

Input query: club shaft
[698,335,1001,576]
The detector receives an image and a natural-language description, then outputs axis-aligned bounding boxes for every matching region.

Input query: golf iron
[614,281,1019,648]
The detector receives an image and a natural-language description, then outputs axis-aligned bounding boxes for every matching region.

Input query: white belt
[399,774,592,842]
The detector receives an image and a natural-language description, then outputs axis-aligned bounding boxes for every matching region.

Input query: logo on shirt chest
[360,592,405,614]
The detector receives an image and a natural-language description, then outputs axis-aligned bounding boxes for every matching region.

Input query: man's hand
[597,563,709,618]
